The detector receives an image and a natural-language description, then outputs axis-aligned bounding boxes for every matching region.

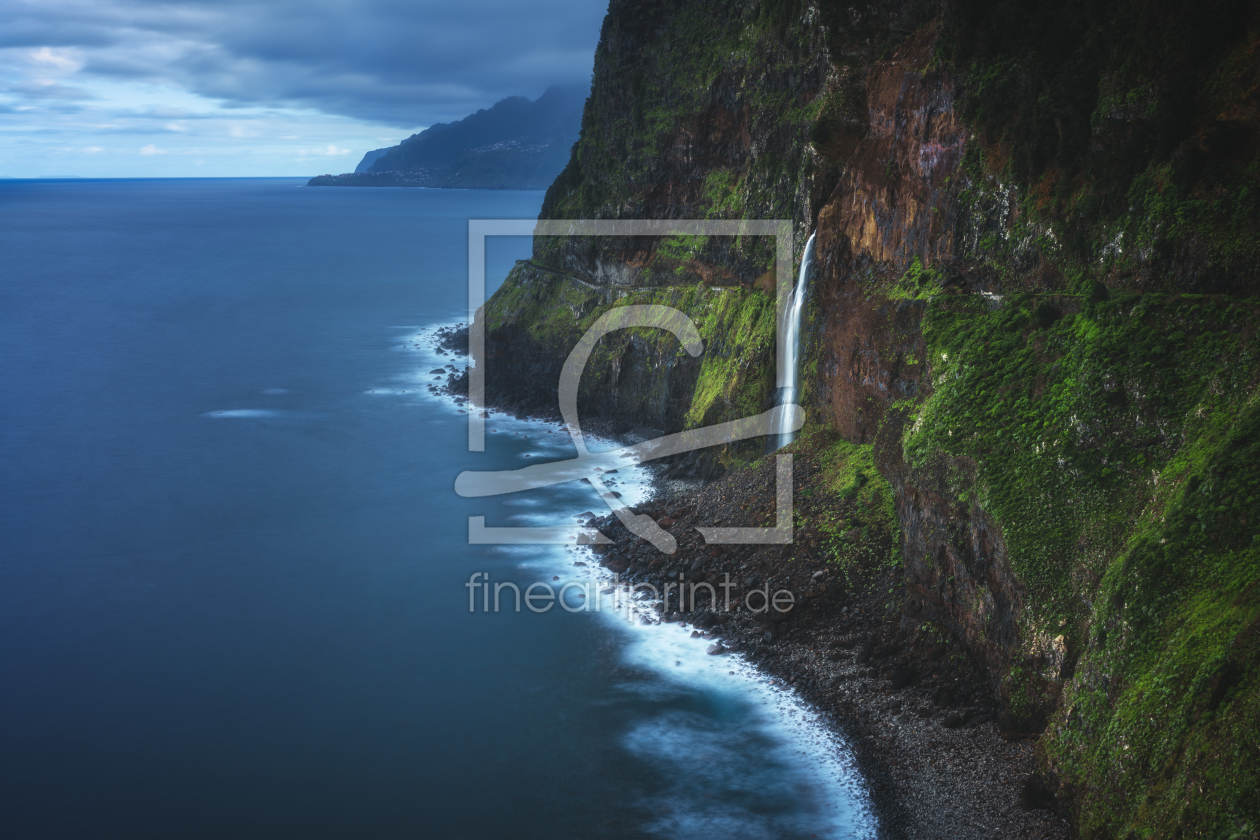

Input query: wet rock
[602,554,630,574]
[1020,771,1061,812]
[706,643,725,655]
[768,606,793,623]
[889,664,916,689]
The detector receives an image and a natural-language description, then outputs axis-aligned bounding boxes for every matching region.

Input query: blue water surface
[0,178,871,839]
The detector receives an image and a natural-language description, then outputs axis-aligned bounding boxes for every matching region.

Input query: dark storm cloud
[0,0,606,125]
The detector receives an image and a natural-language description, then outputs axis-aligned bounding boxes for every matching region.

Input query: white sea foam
[519,538,876,838]
[392,320,876,837]
[503,475,874,838]
[203,409,279,419]
[617,618,875,837]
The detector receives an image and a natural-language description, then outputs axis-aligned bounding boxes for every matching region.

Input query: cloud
[29,46,81,71]
[0,0,604,127]
[0,0,603,177]
[296,144,354,158]
[7,79,96,99]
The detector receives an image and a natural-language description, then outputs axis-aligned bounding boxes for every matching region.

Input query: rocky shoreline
[428,323,1069,838]
[583,451,1071,840]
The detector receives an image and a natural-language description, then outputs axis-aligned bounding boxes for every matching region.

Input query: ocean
[0,178,872,839]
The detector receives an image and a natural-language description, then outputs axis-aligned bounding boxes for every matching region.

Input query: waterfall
[774,232,816,451]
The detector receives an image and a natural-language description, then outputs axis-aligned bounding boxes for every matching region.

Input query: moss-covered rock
[481,260,785,474]
[480,0,1260,834]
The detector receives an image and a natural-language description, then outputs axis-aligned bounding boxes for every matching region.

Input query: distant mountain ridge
[308,85,587,190]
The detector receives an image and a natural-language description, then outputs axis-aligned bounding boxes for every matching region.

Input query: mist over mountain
[309,85,587,189]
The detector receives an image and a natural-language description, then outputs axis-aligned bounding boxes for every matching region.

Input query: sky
[0,0,607,177]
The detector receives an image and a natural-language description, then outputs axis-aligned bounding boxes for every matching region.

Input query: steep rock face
[354,148,389,173]
[482,264,778,474]
[535,0,837,283]
[810,25,1026,700]
[818,24,965,268]
[813,27,962,440]
[480,1,1260,835]
[811,19,1260,838]
[480,0,845,470]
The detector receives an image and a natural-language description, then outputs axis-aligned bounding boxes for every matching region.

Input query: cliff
[477,1,1260,836]
[354,148,389,173]
[308,85,587,189]
[482,0,843,474]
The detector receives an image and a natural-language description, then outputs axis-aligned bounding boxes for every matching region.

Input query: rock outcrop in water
[478,1,1260,836]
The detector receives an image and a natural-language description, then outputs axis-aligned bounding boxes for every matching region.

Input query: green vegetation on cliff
[535,0,829,284]
[482,1,1260,835]
[903,291,1260,835]
[1050,390,1260,839]
[805,435,902,583]
[908,295,1257,622]
[945,0,1260,291]
[909,6,1260,831]
[484,262,786,469]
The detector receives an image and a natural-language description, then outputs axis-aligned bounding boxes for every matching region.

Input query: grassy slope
[904,291,1260,837]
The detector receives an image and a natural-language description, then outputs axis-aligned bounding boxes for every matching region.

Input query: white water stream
[776,231,817,450]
